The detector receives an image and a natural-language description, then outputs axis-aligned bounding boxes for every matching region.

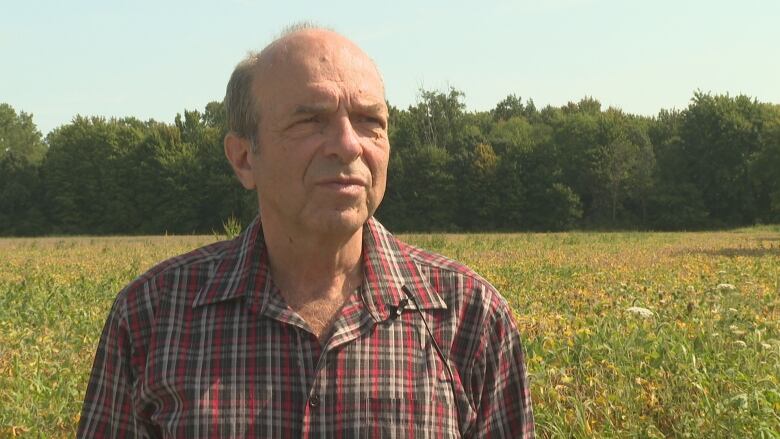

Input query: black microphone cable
[400,285,465,435]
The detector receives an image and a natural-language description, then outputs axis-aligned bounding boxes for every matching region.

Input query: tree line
[1,90,779,236]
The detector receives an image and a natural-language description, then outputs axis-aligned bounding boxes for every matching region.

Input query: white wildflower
[729,325,747,336]
[733,340,747,348]
[626,306,654,318]
[716,283,736,291]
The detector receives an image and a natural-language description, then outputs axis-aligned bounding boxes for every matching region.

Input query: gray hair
[224,21,327,153]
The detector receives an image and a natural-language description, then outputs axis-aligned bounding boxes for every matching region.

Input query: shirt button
[309,394,320,407]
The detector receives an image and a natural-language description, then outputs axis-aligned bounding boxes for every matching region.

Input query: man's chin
[305,208,369,237]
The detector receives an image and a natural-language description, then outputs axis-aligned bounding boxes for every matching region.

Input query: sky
[2,0,779,136]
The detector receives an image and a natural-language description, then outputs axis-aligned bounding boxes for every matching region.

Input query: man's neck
[260,214,365,343]
[260,214,364,304]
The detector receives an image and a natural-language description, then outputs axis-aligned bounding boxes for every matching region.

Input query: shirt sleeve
[469,309,535,438]
[77,296,151,438]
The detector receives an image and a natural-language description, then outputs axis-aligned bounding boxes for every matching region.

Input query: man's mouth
[317,177,368,194]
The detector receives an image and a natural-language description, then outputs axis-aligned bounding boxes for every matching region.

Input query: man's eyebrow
[293,103,334,114]
[355,103,385,114]
[293,102,386,116]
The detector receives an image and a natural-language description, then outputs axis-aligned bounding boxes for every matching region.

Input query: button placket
[308,353,327,410]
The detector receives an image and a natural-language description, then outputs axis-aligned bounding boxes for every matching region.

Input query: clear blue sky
[2,0,778,136]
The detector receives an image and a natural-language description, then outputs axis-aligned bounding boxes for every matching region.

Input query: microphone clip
[389,297,409,320]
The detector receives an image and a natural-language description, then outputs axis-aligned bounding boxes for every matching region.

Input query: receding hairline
[224,23,385,144]
[253,27,385,92]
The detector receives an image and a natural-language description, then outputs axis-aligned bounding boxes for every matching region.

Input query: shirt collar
[193,215,448,319]
[360,217,448,321]
[193,215,270,310]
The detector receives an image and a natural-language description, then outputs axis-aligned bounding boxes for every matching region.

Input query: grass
[1,229,779,437]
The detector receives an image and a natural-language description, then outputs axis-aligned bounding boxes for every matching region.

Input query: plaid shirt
[78,216,534,438]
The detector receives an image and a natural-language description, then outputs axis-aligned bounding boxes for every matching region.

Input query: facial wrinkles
[303,107,373,187]
[283,72,385,129]
[260,34,385,127]
[258,32,387,192]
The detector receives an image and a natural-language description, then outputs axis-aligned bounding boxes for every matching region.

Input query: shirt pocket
[194,379,271,436]
[146,377,271,437]
[356,318,460,437]
[367,396,460,438]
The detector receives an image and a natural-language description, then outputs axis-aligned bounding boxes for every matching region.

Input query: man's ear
[224,132,257,190]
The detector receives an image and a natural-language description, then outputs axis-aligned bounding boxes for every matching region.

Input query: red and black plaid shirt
[78,216,534,438]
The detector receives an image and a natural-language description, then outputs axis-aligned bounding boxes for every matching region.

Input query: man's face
[250,31,390,238]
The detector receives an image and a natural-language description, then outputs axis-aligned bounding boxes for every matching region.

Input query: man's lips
[317,176,368,187]
[316,176,369,194]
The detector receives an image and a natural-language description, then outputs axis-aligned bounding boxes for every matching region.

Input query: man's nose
[325,116,362,163]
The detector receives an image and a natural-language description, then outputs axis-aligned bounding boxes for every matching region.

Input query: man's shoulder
[398,239,485,282]
[114,238,237,310]
[394,238,511,315]
[392,236,522,374]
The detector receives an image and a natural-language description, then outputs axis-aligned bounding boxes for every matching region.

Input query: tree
[595,137,639,223]
[547,107,601,221]
[385,145,456,231]
[0,103,46,163]
[489,117,535,228]
[409,88,467,154]
[0,151,46,234]
[630,134,656,226]
[42,116,146,233]
[175,103,255,232]
[0,104,47,235]
[459,143,500,229]
[492,94,524,122]
[647,110,708,229]
[750,104,780,222]
[678,92,764,226]
[490,116,534,155]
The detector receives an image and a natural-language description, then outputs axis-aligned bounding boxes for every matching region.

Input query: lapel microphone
[389,297,409,319]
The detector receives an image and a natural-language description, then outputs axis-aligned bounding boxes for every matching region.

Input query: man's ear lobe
[224,132,257,190]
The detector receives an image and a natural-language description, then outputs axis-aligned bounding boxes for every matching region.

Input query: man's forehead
[256,30,382,85]
[252,30,385,113]
[277,83,387,116]
[272,44,376,78]
[265,29,361,62]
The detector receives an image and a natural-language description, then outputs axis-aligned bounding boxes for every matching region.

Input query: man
[78,24,534,438]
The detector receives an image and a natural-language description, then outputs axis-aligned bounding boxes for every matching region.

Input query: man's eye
[357,116,384,127]
[298,116,319,124]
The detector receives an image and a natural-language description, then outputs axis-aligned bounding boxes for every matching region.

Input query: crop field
[1,227,779,437]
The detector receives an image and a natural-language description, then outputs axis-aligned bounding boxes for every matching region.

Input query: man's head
[224,25,390,239]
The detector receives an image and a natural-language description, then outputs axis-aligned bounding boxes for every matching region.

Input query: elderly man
[78,25,534,438]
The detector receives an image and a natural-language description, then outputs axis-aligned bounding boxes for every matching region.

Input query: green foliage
[491,94,538,123]
[0,103,46,164]
[384,144,456,231]
[214,214,243,240]
[489,116,535,154]
[459,143,501,229]
[0,104,47,235]
[2,91,780,235]
[42,116,146,233]
[750,104,780,222]
[648,182,709,230]
[678,92,766,225]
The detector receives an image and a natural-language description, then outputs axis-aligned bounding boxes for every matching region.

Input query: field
[1,227,779,437]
